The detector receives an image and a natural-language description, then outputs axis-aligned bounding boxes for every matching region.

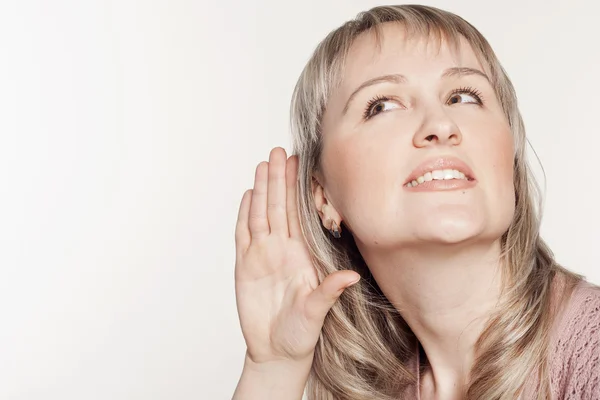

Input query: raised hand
[234,147,360,367]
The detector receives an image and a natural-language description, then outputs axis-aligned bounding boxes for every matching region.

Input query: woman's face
[315,23,515,249]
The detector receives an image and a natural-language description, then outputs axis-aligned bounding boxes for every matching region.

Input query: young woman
[233,5,600,399]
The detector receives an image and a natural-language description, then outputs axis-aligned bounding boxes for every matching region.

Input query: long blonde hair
[290,4,582,400]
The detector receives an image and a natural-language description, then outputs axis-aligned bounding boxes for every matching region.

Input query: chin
[415,214,486,244]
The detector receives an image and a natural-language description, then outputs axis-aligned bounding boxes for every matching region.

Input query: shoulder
[549,280,600,399]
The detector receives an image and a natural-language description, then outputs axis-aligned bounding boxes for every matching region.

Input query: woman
[233,5,600,400]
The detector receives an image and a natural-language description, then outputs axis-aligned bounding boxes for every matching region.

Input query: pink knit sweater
[522,280,600,399]
[405,279,600,399]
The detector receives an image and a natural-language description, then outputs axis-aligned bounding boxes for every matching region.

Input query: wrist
[233,352,313,400]
[243,351,313,374]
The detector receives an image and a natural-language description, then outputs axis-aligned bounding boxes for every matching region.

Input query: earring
[329,221,341,238]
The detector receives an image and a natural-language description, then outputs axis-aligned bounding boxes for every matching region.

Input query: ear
[312,175,342,231]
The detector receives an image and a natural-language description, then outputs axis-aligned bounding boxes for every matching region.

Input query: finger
[286,155,302,238]
[267,147,289,236]
[248,162,270,238]
[304,271,361,323]
[235,189,252,254]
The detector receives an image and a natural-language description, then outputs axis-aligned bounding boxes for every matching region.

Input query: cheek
[489,130,515,186]
[485,128,516,223]
[323,138,379,198]
[321,134,399,222]
[469,115,514,183]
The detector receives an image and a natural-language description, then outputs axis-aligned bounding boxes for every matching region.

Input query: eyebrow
[341,67,491,115]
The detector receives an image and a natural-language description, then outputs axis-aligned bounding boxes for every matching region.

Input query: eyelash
[362,86,485,121]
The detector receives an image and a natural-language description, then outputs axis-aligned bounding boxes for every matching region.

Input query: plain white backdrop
[0,0,598,399]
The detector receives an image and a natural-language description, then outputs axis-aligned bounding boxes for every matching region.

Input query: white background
[0,0,598,399]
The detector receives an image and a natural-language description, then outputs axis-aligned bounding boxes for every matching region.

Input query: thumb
[305,271,360,323]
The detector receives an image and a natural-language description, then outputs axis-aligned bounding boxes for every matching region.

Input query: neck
[358,239,503,397]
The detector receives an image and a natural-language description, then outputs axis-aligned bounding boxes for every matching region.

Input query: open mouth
[405,168,474,188]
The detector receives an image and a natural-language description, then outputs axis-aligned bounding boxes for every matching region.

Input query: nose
[412,108,463,148]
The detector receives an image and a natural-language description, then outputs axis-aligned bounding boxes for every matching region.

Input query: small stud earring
[330,221,341,238]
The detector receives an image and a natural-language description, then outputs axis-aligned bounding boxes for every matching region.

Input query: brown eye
[447,87,484,106]
[449,92,478,104]
[373,102,386,113]
[363,96,400,120]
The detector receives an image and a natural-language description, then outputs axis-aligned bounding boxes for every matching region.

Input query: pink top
[408,279,600,399]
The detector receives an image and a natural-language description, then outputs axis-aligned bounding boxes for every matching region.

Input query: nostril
[425,134,436,141]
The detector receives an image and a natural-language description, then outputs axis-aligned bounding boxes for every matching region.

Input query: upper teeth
[406,169,467,187]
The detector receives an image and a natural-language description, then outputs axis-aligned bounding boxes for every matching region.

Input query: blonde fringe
[290,5,584,399]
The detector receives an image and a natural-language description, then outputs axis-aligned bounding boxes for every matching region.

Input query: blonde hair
[290,4,582,400]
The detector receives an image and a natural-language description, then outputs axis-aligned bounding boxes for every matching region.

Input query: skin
[313,23,516,399]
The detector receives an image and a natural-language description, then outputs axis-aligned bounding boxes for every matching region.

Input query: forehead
[339,23,484,89]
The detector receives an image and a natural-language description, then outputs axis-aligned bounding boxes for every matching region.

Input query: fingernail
[346,277,360,288]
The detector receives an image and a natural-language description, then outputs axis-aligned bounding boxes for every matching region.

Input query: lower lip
[405,179,477,191]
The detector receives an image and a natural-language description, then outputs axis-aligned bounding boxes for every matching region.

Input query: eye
[363,95,401,120]
[447,87,484,105]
